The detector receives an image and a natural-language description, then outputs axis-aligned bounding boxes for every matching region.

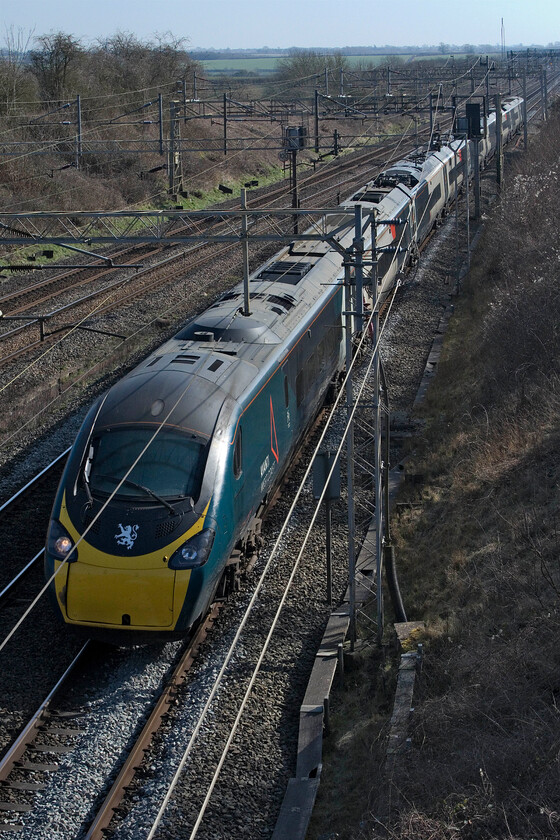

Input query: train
[45,95,524,641]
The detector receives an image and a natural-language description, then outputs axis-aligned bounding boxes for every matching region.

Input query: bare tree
[30,31,83,102]
[275,49,349,91]
[90,31,195,98]
[0,25,36,113]
[150,32,191,85]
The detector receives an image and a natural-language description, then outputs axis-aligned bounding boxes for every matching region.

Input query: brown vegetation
[381,110,560,838]
[0,31,201,213]
[0,31,287,215]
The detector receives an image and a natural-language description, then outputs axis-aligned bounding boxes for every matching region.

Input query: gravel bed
[15,641,185,839]
[0,162,374,764]
[5,381,352,839]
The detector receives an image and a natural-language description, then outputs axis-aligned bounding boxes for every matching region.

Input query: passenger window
[233,427,242,478]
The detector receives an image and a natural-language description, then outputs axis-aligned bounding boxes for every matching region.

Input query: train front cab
[45,375,235,639]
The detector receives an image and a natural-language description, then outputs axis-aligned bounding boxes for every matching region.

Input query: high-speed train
[45,96,523,640]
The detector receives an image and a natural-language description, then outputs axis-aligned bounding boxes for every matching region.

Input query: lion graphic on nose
[115,524,139,550]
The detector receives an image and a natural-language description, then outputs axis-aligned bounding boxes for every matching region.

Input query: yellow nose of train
[51,497,205,632]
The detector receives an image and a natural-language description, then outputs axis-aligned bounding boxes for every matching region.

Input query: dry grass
[383,108,560,839]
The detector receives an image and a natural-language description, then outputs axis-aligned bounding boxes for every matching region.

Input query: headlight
[47,520,78,562]
[168,529,215,570]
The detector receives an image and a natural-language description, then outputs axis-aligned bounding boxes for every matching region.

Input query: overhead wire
[0,366,199,655]
[0,194,373,650]
[159,76,472,808]
[0,95,424,347]
[0,115,303,428]
[0,72,444,358]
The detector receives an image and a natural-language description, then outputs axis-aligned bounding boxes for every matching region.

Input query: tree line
[0,29,499,116]
[0,27,199,114]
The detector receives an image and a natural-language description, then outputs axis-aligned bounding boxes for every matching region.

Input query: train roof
[169,237,349,357]
[91,226,351,439]
[92,354,258,441]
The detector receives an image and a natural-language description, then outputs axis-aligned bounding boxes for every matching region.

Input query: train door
[232,423,246,534]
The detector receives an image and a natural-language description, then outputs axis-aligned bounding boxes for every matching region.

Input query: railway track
[0,644,90,830]
[1,68,550,371]
[0,450,69,611]
[0,611,219,836]
[0,73,549,629]
[4,60,551,371]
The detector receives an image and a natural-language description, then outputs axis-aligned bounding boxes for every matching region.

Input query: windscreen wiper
[82,473,93,507]
[95,474,176,515]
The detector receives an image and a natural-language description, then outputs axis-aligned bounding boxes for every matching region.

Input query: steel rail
[0,138,418,365]
[0,643,89,781]
[0,448,70,518]
[0,450,70,609]
[83,606,220,840]
[0,550,43,608]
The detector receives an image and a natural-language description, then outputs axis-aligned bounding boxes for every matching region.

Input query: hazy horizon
[1,0,558,52]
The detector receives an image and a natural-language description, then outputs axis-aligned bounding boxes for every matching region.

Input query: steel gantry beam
[0,208,363,246]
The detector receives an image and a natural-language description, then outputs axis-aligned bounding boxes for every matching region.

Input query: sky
[0,0,558,50]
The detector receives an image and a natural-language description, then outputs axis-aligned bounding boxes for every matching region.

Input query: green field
[201,57,280,72]
[200,52,487,74]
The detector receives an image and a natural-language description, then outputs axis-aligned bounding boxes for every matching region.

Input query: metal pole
[523,73,528,151]
[223,93,228,155]
[291,149,298,235]
[370,214,383,642]
[76,94,82,169]
[429,92,433,136]
[354,205,364,333]
[345,259,356,650]
[464,137,470,271]
[182,78,187,123]
[543,68,548,121]
[168,100,175,195]
[241,188,250,317]
[380,359,391,546]
[454,147,460,282]
[325,66,329,96]
[473,138,480,221]
[158,93,164,156]
[193,71,198,99]
[314,89,319,153]
[495,93,503,188]
[340,67,344,97]
[168,101,182,197]
[373,279,383,642]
